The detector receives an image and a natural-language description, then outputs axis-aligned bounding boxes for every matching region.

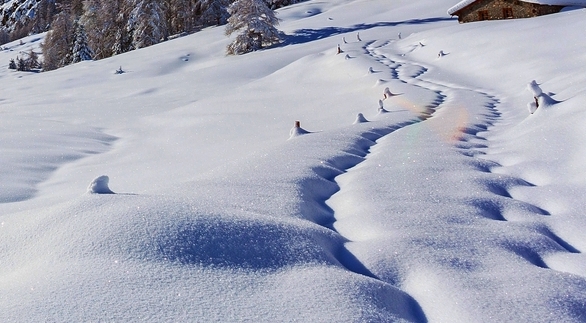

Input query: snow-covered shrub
[17,57,26,71]
[27,49,40,69]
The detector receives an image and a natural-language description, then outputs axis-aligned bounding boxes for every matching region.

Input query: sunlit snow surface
[1,0,586,321]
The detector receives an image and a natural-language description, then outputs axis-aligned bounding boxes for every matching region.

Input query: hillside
[1,0,586,321]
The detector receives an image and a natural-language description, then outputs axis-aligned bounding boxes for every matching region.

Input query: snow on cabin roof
[448,0,586,15]
[447,0,477,14]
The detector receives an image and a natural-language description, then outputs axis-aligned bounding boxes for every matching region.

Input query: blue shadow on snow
[283,17,456,46]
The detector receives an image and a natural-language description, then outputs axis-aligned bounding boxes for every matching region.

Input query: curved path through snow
[323,40,585,322]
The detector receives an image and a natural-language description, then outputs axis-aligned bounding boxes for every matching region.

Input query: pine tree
[80,0,106,57]
[225,0,281,55]
[79,0,102,54]
[113,0,134,55]
[129,0,167,49]
[17,57,26,71]
[41,11,75,71]
[197,0,230,27]
[71,20,93,62]
[8,58,16,69]
[265,0,303,10]
[25,49,41,70]
[112,27,133,55]
[81,0,132,59]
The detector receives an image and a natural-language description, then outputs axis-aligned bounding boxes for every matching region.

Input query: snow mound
[353,113,369,124]
[289,121,311,139]
[383,87,396,99]
[527,80,559,113]
[87,175,115,194]
[527,80,543,97]
[378,99,390,114]
[528,101,539,114]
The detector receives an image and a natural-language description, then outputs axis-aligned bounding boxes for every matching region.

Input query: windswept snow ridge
[0,118,116,203]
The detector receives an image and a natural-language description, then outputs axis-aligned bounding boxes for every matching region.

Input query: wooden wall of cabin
[455,0,564,23]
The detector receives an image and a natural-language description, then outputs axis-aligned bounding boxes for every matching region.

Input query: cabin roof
[448,0,586,15]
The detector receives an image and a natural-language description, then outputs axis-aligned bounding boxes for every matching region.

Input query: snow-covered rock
[378,99,389,113]
[87,175,115,194]
[527,80,543,97]
[353,113,369,124]
[527,80,558,112]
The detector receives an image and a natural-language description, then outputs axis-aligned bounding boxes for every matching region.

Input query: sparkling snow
[1,0,586,321]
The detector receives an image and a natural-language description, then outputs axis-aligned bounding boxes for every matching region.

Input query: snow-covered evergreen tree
[80,0,106,58]
[198,0,230,27]
[129,0,167,49]
[112,26,133,55]
[81,0,133,59]
[25,49,41,70]
[71,20,94,62]
[31,0,296,71]
[225,0,281,55]
[112,0,134,55]
[17,57,26,71]
[265,0,303,10]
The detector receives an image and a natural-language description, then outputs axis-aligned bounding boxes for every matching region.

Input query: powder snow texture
[1,0,586,322]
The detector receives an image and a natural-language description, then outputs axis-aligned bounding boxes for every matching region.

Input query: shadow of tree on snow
[283,17,456,46]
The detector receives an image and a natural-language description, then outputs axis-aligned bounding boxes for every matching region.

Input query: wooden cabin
[447,0,584,23]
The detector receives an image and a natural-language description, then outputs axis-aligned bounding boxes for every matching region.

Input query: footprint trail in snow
[323,40,586,322]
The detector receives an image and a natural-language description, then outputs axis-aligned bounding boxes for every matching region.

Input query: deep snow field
[1,0,586,321]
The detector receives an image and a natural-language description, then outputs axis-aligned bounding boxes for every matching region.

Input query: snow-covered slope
[1,0,586,321]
